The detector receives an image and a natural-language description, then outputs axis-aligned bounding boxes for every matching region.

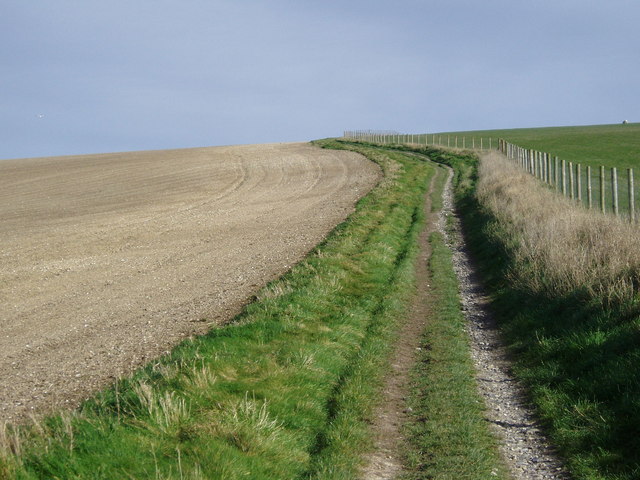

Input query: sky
[1,0,639,159]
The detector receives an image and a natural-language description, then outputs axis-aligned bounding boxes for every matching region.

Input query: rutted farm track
[0,142,380,422]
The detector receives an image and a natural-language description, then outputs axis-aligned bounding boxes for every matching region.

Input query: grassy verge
[461,152,640,479]
[0,140,435,479]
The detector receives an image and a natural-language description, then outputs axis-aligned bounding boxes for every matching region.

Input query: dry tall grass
[477,151,640,304]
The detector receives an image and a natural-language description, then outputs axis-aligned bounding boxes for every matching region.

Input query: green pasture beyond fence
[499,139,636,220]
[343,131,639,222]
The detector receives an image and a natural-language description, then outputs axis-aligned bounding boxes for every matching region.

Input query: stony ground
[0,142,380,422]
[438,163,569,479]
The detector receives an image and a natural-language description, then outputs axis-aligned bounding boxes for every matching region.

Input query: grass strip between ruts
[401,227,508,480]
[1,140,434,479]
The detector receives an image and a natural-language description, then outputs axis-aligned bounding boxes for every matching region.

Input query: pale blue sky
[2,0,638,159]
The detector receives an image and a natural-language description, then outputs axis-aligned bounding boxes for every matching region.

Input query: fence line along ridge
[342,130,637,222]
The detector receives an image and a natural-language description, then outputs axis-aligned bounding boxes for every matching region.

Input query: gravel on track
[0,142,380,422]
[438,164,569,479]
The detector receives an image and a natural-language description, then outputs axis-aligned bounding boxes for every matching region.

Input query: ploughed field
[0,142,380,422]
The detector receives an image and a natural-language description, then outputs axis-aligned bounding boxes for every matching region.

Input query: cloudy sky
[2,0,638,159]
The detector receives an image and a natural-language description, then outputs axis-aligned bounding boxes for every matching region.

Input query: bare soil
[0,142,380,423]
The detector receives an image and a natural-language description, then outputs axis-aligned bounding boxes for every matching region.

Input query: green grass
[0,140,437,479]
[432,123,640,169]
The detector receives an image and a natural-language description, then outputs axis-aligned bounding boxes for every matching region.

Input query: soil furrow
[0,142,380,423]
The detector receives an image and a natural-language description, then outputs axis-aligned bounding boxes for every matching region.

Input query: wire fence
[499,139,637,222]
[342,130,496,150]
[342,131,638,222]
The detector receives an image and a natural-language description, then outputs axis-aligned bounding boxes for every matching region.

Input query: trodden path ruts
[361,161,568,479]
[359,167,442,479]
[438,163,569,479]
[0,142,381,423]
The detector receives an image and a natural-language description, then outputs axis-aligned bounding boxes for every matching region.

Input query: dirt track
[0,142,380,422]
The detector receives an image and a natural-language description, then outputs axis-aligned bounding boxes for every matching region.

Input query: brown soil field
[0,142,380,422]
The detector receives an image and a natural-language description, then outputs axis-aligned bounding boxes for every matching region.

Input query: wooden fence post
[630,168,635,222]
[612,167,619,216]
[530,150,534,174]
[562,160,567,196]
[587,166,592,209]
[600,166,606,214]
[537,152,541,179]
[569,162,574,199]
[555,157,559,190]
[539,152,543,179]
[532,151,536,177]
[576,164,582,202]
